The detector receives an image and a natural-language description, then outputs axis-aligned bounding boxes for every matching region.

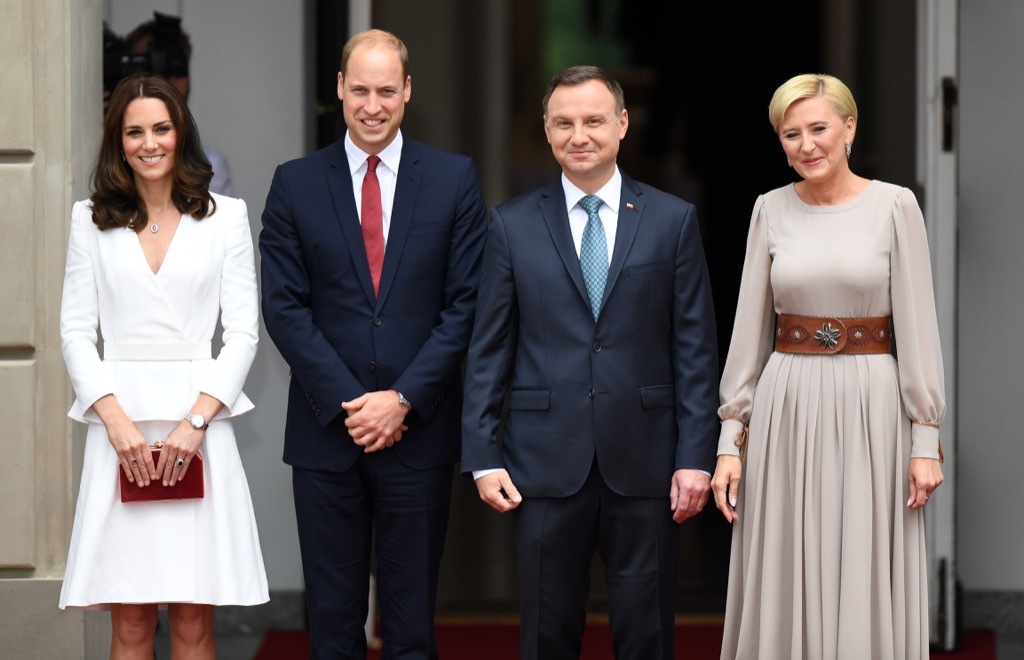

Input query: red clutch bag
[119,447,205,503]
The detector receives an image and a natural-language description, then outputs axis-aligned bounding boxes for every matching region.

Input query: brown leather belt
[775,314,891,355]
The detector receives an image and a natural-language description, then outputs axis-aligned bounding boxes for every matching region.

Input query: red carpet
[254,621,996,659]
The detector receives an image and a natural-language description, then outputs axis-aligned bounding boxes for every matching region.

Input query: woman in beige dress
[710,73,945,660]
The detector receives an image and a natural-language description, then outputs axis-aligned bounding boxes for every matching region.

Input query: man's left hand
[670,469,711,523]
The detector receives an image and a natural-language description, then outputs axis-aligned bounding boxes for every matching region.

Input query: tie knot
[579,195,603,217]
[367,155,381,173]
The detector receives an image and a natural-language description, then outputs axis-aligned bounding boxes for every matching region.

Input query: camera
[103,11,189,92]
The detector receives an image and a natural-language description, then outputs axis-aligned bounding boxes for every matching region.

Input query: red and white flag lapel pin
[625,202,635,210]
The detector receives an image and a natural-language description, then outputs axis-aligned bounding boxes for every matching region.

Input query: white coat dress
[58,193,268,609]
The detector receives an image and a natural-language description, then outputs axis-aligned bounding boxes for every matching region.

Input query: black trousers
[512,457,679,660]
[293,452,453,660]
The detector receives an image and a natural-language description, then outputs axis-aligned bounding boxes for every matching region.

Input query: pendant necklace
[149,205,170,233]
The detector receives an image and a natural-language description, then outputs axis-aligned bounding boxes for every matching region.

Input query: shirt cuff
[910,421,942,460]
[717,418,746,457]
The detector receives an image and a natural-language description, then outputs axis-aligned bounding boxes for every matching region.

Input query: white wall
[958,1,1024,590]
[106,0,307,591]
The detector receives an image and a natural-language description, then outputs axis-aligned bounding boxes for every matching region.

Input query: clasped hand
[342,390,410,453]
[108,415,203,488]
[154,421,205,486]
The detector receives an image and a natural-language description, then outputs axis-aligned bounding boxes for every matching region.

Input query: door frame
[916,0,959,650]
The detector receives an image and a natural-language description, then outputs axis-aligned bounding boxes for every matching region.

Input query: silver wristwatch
[397,392,412,408]
[185,412,209,430]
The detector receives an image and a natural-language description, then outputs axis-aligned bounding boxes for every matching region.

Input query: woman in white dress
[59,73,268,658]
[710,74,945,659]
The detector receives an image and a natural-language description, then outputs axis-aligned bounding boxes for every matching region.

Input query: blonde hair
[768,73,857,134]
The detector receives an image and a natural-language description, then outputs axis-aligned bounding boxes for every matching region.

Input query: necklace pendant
[149,223,159,233]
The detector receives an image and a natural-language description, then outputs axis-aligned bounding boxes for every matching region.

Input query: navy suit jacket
[461,173,719,498]
[260,138,487,472]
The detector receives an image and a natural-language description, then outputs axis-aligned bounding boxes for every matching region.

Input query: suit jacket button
[369,361,377,371]
[374,318,383,327]
[588,388,595,398]
[592,343,601,352]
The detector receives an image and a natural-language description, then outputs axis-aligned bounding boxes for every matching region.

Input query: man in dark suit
[260,29,487,659]
[461,65,719,660]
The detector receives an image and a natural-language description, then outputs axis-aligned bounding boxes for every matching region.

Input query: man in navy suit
[461,65,719,660]
[260,29,487,659]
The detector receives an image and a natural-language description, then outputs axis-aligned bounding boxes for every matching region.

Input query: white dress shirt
[344,130,404,243]
[561,167,622,260]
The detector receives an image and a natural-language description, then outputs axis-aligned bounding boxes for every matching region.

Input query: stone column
[0,0,101,657]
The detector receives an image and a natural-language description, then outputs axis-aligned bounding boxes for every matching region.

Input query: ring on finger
[176,458,185,468]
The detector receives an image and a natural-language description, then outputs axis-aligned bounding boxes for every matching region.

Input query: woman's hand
[92,394,156,485]
[157,393,223,486]
[156,421,207,486]
[907,457,943,509]
[710,455,743,523]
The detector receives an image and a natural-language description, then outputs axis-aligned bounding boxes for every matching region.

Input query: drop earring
[786,158,793,168]
[845,143,852,159]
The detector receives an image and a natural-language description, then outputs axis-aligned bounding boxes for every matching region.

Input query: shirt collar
[561,167,622,213]
[344,130,404,175]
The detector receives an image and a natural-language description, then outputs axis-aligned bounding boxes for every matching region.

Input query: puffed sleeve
[196,198,259,414]
[891,187,946,458]
[60,201,115,415]
[716,196,776,456]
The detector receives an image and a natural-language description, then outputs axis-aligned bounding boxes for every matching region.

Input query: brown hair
[542,65,626,117]
[91,74,215,232]
[340,29,410,80]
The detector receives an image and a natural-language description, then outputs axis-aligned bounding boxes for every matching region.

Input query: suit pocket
[639,385,674,409]
[625,260,670,277]
[508,388,551,410]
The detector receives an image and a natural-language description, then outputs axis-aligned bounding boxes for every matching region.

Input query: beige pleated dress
[716,181,945,660]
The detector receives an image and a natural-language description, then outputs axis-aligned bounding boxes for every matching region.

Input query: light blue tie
[578,195,608,321]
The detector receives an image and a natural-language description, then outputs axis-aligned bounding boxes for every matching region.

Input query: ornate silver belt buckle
[815,321,842,351]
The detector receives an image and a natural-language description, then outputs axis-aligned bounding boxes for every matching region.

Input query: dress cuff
[718,417,746,457]
[910,421,942,460]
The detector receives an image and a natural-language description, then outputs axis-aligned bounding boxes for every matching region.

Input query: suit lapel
[542,176,646,319]
[540,182,590,307]
[326,141,377,304]
[603,175,644,308]
[377,141,423,309]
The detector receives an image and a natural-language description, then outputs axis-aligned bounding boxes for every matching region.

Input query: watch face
[189,413,206,429]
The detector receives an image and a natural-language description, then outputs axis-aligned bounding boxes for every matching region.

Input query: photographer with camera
[104,12,235,197]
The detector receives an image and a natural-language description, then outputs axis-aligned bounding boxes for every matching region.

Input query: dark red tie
[361,155,384,295]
